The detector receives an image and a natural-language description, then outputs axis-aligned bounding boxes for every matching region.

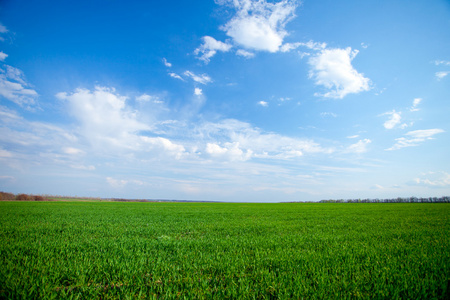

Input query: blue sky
[0,0,449,202]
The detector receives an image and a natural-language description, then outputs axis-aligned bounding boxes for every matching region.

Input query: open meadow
[0,201,449,299]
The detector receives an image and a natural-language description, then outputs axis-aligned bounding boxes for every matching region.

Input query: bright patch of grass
[0,202,449,299]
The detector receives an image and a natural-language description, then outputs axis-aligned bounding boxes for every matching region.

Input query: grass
[0,201,449,299]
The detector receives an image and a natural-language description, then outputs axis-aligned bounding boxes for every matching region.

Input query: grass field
[0,201,449,299]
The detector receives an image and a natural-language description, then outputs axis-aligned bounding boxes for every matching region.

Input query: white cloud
[257,100,268,107]
[387,129,445,150]
[70,164,95,171]
[434,60,450,66]
[413,171,450,187]
[197,119,331,161]
[435,71,449,80]
[0,51,8,61]
[162,58,172,67]
[320,112,337,118]
[184,71,212,85]
[219,0,298,53]
[347,139,371,154]
[136,93,162,103]
[194,36,232,63]
[281,40,327,52]
[383,110,402,129]
[141,136,186,159]
[347,135,359,139]
[106,177,129,188]
[236,49,255,58]
[280,42,301,52]
[0,147,12,158]
[63,147,84,155]
[0,24,7,33]
[308,47,371,99]
[194,88,202,96]
[0,65,38,108]
[206,142,253,161]
[410,98,422,112]
[56,86,150,149]
[169,72,184,81]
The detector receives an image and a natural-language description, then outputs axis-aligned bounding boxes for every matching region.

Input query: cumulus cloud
[56,86,150,149]
[194,36,233,63]
[184,71,212,85]
[308,47,371,99]
[206,142,253,161]
[0,64,38,108]
[194,87,202,96]
[257,100,268,107]
[218,0,298,53]
[386,129,444,150]
[383,110,402,129]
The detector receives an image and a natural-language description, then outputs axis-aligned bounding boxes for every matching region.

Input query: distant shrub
[33,195,45,201]
[16,194,31,201]
[0,192,16,201]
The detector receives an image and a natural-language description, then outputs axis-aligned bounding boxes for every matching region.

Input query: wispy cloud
[169,72,184,81]
[434,60,450,66]
[382,110,402,129]
[412,171,450,188]
[320,112,337,118]
[386,129,444,150]
[0,23,7,41]
[346,139,371,153]
[162,58,172,67]
[184,71,212,85]
[410,98,422,111]
[308,47,371,99]
[136,93,162,103]
[194,36,232,63]
[435,71,449,80]
[236,49,255,58]
[0,64,38,108]
[280,40,327,52]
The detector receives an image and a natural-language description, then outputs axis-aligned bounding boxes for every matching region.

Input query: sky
[0,0,449,202]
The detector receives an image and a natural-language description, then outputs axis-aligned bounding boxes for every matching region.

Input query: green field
[0,202,449,299]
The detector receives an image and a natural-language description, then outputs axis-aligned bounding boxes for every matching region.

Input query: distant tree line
[0,192,50,201]
[320,196,450,203]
